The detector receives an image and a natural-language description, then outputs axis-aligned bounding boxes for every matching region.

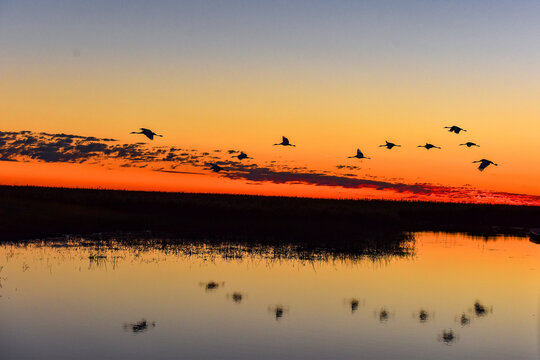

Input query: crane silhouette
[274,136,295,147]
[348,149,371,159]
[130,128,163,140]
[379,141,401,149]
[210,163,224,172]
[445,126,466,134]
[418,143,441,150]
[234,152,252,160]
[473,159,497,171]
[460,142,480,148]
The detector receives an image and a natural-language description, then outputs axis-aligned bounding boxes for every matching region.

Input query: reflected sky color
[1,1,540,202]
[0,232,538,359]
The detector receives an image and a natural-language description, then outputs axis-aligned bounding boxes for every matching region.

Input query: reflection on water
[459,313,471,327]
[473,301,492,318]
[229,292,244,304]
[417,309,431,323]
[202,281,224,291]
[269,305,288,321]
[347,298,364,313]
[438,329,458,345]
[123,319,157,334]
[0,232,538,360]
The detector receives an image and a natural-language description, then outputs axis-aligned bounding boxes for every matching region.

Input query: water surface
[0,232,538,359]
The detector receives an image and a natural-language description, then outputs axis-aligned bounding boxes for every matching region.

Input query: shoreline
[1,185,538,242]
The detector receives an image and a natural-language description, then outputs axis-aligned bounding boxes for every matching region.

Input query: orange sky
[1,2,539,204]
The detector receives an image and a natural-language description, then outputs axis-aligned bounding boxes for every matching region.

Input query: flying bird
[460,142,480,148]
[234,152,252,160]
[274,136,295,147]
[130,128,163,140]
[418,143,441,150]
[445,126,466,134]
[210,163,224,172]
[348,149,371,159]
[473,159,498,171]
[379,141,401,149]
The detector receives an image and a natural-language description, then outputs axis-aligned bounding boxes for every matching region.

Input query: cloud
[1,130,539,205]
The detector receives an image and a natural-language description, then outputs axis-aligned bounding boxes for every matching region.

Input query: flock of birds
[131,125,498,172]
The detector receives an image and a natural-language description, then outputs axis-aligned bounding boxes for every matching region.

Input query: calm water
[0,233,538,360]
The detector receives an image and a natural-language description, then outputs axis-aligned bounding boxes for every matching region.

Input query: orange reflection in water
[0,233,538,359]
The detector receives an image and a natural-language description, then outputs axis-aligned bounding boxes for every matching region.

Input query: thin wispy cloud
[1,131,538,205]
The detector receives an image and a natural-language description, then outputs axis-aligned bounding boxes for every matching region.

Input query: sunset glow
[1,1,539,204]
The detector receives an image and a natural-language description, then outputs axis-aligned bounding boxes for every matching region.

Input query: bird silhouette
[473,159,497,171]
[445,126,466,134]
[379,141,401,149]
[460,142,480,148]
[210,163,224,172]
[234,152,252,160]
[274,136,295,147]
[417,143,441,150]
[348,149,371,159]
[130,128,163,140]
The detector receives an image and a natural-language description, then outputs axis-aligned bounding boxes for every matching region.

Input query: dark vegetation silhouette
[130,128,162,140]
[0,185,538,243]
[530,228,540,243]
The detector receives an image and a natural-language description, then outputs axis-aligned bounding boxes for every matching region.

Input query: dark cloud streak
[1,130,538,205]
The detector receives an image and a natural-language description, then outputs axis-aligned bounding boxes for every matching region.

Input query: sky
[1,1,539,204]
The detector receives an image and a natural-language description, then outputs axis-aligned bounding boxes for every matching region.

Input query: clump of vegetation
[1,185,538,244]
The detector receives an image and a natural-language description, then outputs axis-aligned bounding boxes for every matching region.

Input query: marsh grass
[1,185,538,244]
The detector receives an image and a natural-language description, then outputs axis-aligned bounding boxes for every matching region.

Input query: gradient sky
[1,1,539,204]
